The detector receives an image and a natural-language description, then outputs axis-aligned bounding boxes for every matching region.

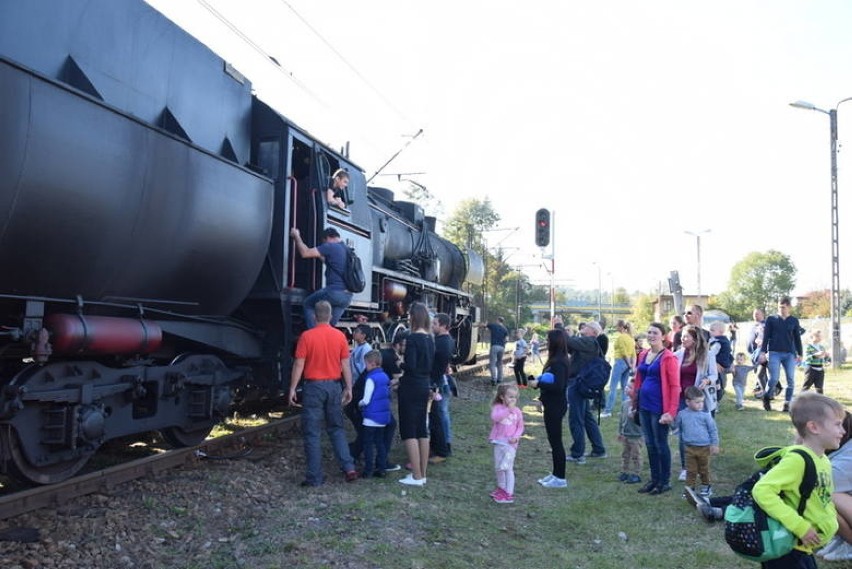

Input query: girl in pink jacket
[489,384,525,504]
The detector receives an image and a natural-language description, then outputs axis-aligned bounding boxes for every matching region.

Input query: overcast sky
[147,0,852,298]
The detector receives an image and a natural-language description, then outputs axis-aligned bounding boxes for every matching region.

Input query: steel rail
[0,416,300,520]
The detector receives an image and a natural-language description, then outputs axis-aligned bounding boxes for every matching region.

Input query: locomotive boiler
[0,0,482,484]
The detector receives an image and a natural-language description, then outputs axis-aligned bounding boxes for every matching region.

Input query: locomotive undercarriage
[370,270,478,364]
[0,301,249,485]
[0,354,239,485]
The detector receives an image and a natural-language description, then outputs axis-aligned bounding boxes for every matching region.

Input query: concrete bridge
[528,302,631,323]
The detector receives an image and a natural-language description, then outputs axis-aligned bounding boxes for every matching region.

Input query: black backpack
[341,245,366,293]
[575,347,611,402]
[724,447,817,562]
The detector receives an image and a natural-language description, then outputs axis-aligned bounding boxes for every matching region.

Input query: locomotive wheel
[385,322,408,344]
[5,429,91,485]
[160,423,215,448]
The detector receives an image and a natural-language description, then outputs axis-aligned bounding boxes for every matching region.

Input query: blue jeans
[767,351,797,403]
[301,380,354,485]
[303,287,353,328]
[639,409,671,486]
[429,391,450,457]
[437,380,453,444]
[489,345,505,383]
[603,358,630,414]
[567,383,606,458]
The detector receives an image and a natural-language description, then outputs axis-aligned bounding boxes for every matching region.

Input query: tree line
[403,185,845,331]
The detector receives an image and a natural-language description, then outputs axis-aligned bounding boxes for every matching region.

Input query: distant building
[651,294,706,323]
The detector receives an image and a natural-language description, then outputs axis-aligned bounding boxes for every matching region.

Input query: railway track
[0,415,301,520]
[0,351,509,521]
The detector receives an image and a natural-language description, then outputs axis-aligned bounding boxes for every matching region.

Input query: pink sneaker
[489,487,504,499]
[495,492,515,504]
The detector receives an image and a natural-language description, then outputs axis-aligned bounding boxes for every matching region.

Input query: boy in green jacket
[753,392,846,568]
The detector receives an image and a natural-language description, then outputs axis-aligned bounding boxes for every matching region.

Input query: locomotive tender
[0,0,483,484]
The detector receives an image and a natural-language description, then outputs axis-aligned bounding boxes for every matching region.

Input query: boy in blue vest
[358,350,392,478]
[753,392,845,568]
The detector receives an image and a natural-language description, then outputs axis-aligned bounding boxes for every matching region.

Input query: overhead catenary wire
[276,0,413,126]
[196,0,329,109]
[191,0,421,170]
[366,128,424,183]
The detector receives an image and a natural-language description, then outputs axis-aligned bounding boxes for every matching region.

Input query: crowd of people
[289,299,457,488]
[469,300,847,565]
[287,287,850,567]
[526,299,848,567]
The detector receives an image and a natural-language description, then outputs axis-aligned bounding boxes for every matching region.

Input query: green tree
[485,248,515,324]
[441,198,504,321]
[715,251,797,321]
[630,292,656,333]
[799,289,830,319]
[527,284,550,303]
[613,287,631,306]
[442,197,500,250]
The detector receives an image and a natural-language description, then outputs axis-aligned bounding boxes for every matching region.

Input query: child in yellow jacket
[753,392,846,568]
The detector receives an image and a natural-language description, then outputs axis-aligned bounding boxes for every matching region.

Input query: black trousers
[543,398,568,479]
[761,549,817,569]
[514,357,527,386]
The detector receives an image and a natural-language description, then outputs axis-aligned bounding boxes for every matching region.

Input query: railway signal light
[535,208,551,247]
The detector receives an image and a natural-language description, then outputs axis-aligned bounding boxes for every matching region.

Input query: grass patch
[251,363,852,569]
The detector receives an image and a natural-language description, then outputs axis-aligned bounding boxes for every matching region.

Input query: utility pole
[515,266,522,327]
[790,98,852,368]
[593,262,602,325]
[684,229,711,306]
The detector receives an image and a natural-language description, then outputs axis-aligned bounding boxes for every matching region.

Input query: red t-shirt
[295,324,349,380]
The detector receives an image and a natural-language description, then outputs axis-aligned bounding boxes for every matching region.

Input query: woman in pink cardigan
[489,384,525,504]
[632,322,680,495]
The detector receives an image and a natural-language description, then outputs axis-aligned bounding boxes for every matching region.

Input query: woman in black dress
[397,302,435,486]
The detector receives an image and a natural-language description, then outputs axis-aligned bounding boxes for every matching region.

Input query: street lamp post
[790,98,852,369]
[684,229,711,305]
[608,272,615,326]
[516,266,522,328]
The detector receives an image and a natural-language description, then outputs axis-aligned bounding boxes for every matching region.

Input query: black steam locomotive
[0,0,483,484]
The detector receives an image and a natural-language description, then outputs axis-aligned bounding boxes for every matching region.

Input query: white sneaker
[541,476,568,489]
[678,469,687,481]
[822,541,852,561]
[817,537,842,558]
[537,474,555,485]
[600,411,612,418]
[399,474,426,486]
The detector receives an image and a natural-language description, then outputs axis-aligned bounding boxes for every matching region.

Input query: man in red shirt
[289,300,357,486]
